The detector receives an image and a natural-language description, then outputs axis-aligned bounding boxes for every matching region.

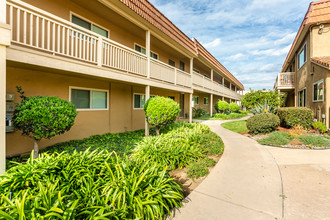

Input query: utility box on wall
[6,113,14,133]
[6,93,15,133]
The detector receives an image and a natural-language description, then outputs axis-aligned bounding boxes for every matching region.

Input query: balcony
[274,72,295,90]
[6,0,241,100]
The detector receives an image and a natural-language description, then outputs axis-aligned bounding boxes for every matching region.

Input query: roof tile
[311,56,330,68]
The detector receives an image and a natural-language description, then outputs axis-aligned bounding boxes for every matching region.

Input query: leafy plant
[228,103,240,113]
[215,101,229,113]
[277,107,313,129]
[251,100,277,115]
[258,131,294,146]
[144,96,180,135]
[12,91,77,158]
[241,90,286,109]
[312,121,328,134]
[298,135,330,147]
[193,107,208,118]
[187,158,215,180]
[246,113,280,134]
[213,111,247,120]
[0,150,184,219]
[287,125,307,137]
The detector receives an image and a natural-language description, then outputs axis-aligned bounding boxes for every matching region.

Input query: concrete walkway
[172,119,283,220]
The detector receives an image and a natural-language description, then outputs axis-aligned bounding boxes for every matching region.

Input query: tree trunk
[156,127,160,136]
[33,139,39,159]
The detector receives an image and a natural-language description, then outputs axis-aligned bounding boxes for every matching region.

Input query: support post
[97,36,102,67]
[144,85,150,136]
[222,77,224,86]
[210,94,213,116]
[189,93,192,123]
[211,69,213,81]
[146,30,150,78]
[190,58,193,86]
[0,0,11,174]
[230,83,232,90]
[222,96,224,101]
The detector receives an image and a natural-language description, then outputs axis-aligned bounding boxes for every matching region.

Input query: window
[313,80,324,102]
[204,97,209,105]
[179,61,185,71]
[71,88,108,110]
[193,96,199,105]
[134,44,158,59]
[169,59,175,67]
[193,69,200,74]
[71,14,108,38]
[134,94,146,109]
[168,96,175,100]
[298,89,306,107]
[298,43,307,69]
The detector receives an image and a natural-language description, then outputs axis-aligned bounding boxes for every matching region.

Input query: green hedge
[277,107,313,129]
[246,113,280,134]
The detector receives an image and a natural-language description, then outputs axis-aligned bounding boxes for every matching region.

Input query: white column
[230,99,232,103]
[0,0,11,174]
[190,58,193,86]
[97,36,102,66]
[146,30,151,78]
[189,93,193,123]
[210,94,213,116]
[222,96,224,101]
[144,85,150,136]
[230,83,232,90]
[222,77,225,86]
[211,69,214,81]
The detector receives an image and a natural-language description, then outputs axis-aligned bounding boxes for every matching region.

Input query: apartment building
[0,0,244,172]
[274,0,330,127]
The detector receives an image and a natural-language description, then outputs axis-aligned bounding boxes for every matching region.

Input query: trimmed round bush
[13,96,77,158]
[247,113,280,134]
[144,96,180,135]
[215,101,229,113]
[277,107,313,129]
[229,103,240,113]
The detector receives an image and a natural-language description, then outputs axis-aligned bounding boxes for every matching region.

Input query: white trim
[312,79,324,102]
[134,43,158,59]
[70,12,110,38]
[297,87,306,107]
[69,86,109,111]
[297,42,307,70]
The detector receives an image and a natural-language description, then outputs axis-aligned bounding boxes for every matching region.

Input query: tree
[13,90,78,158]
[215,101,229,113]
[241,90,286,109]
[144,96,180,135]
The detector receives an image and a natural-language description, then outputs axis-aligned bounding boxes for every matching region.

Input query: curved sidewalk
[172,119,283,220]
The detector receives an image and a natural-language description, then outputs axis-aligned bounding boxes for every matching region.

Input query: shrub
[229,103,240,113]
[277,107,313,129]
[246,113,280,134]
[258,131,294,146]
[312,121,328,134]
[144,96,180,135]
[193,107,208,118]
[132,123,224,169]
[213,111,247,120]
[251,100,277,114]
[13,94,77,158]
[241,90,286,109]
[0,151,183,219]
[215,101,229,113]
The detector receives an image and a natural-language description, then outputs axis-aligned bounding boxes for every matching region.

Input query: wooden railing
[6,0,241,99]
[274,72,295,89]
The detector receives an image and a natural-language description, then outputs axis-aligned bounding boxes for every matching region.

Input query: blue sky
[149,0,311,90]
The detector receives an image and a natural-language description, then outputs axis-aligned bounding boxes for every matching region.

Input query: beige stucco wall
[310,23,330,58]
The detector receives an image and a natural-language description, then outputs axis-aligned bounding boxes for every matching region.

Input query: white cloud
[251,44,291,56]
[260,64,276,71]
[203,38,222,49]
[274,33,296,45]
[226,53,247,61]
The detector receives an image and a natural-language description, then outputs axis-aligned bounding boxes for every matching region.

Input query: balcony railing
[6,0,241,100]
[274,72,295,89]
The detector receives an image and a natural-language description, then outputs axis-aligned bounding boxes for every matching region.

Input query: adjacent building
[275,0,330,127]
[0,0,244,171]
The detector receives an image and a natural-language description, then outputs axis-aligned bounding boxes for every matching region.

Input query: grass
[222,120,249,133]
[257,131,293,146]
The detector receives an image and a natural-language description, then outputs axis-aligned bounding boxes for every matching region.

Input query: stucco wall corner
[0,23,11,47]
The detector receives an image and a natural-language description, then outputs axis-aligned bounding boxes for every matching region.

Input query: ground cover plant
[221,120,249,133]
[0,151,183,219]
[187,158,216,180]
[298,135,330,147]
[257,131,294,146]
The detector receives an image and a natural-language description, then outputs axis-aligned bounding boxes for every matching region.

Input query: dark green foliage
[312,121,328,134]
[229,103,240,113]
[0,151,183,219]
[132,123,224,169]
[215,101,229,113]
[298,135,330,147]
[144,96,180,135]
[213,111,247,120]
[193,107,208,118]
[277,107,313,129]
[246,113,280,134]
[258,131,294,146]
[241,90,285,109]
[187,158,216,180]
[13,96,77,141]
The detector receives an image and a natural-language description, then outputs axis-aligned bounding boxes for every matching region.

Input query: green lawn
[221,120,249,133]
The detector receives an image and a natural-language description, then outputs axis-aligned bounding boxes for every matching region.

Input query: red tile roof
[311,56,330,68]
[282,0,330,71]
[193,39,244,90]
[117,0,244,90]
